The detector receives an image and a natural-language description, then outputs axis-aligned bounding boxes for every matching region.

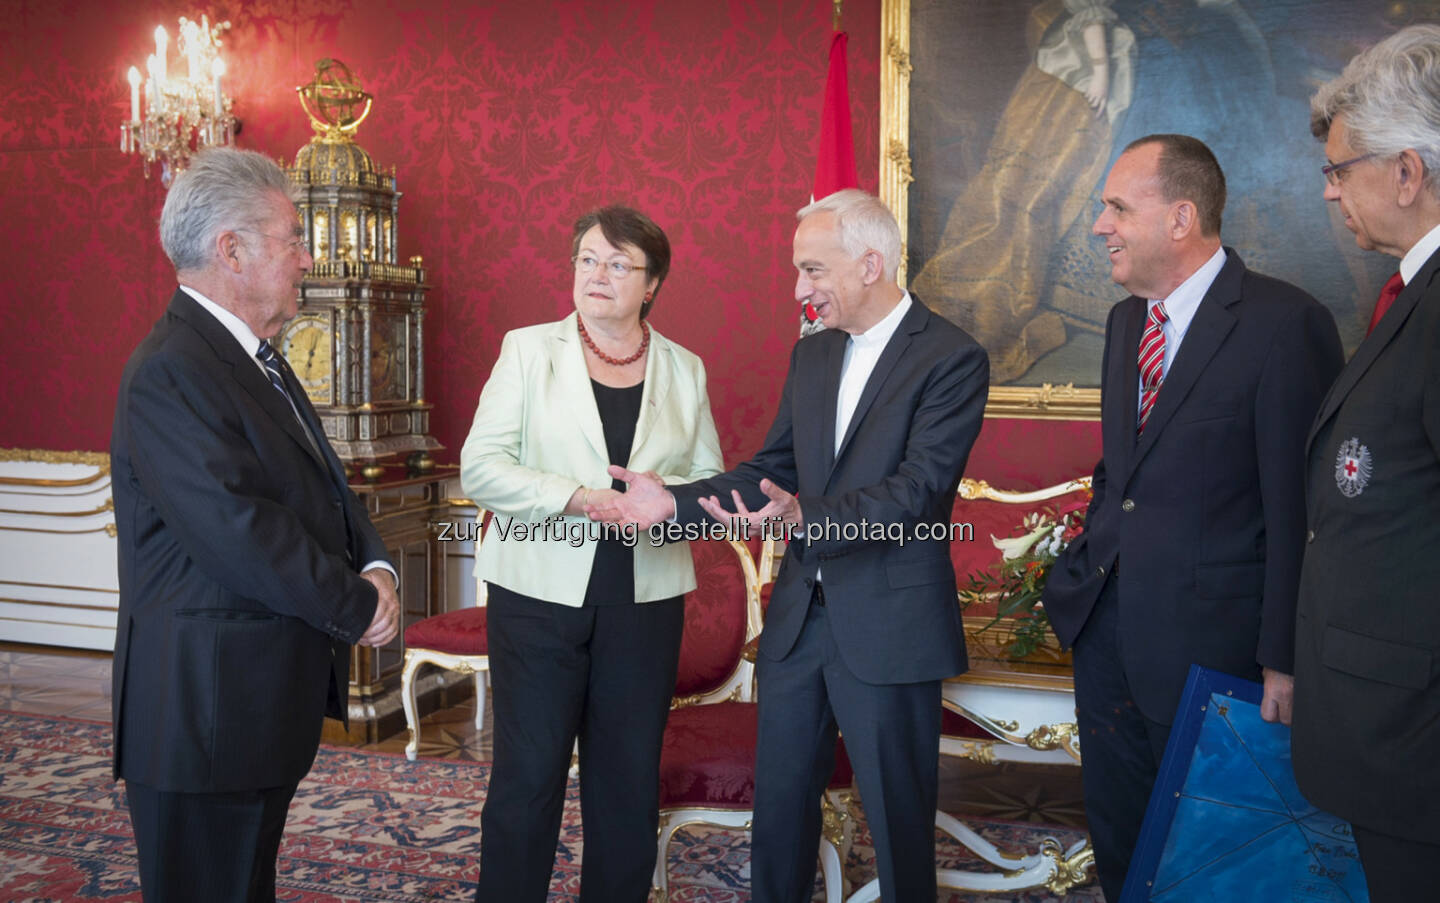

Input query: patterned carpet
[0,710,1100,902]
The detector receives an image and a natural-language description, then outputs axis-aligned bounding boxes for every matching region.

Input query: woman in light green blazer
[460,206,723,903]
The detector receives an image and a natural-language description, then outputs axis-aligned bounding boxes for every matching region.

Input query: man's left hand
[696,478,802,536]
[357,568,400,647]
[1260,667,1293,726]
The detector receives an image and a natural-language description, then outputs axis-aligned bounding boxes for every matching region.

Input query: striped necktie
[1137,301,1169,435]
[256,340,295,404]
[255,339,324,462]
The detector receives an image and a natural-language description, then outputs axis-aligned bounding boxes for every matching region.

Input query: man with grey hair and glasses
[1294,24,1440,900]
[110,146,399,901]
[590,188,989,902]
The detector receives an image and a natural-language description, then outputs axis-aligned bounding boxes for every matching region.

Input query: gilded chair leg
[652,813,679,902]
[400,652,424,761]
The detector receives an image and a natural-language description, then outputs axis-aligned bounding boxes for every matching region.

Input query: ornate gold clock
[279,313,334,404]
[279,59,441,466]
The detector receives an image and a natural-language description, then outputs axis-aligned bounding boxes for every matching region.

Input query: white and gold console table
[0,449,118,650]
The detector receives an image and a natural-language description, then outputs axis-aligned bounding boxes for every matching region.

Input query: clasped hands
[585,465,803,535]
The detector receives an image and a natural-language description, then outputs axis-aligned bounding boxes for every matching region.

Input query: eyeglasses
[236,228,309,254]
[1321,152,1380,186]
[572,254,647,280]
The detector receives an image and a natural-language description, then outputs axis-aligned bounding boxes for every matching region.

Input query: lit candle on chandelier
[127,66,140,122]
[153,26,167,88]
[211,57,226,120]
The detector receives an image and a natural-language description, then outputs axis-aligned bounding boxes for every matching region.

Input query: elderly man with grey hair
[1294,24,1440,901]
[110,146,398,902]
[591,188,990,902]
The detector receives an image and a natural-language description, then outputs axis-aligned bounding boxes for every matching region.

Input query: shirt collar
[178,284,267,362]
[1149,245,1226,333]
[850,292,912,351]
[1400,221,1440,285]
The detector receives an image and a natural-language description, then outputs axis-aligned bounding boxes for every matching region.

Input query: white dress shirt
[1136,246,1226,420]
[1401,221,1440,286]
[818,293,912,583]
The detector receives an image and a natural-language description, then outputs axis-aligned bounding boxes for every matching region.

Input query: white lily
[991,522,1053,560]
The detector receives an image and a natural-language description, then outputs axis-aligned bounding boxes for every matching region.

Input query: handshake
[584,465,804,534]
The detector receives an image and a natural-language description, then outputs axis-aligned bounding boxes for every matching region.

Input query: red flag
[813,31,858,201]
[804,31,859,327]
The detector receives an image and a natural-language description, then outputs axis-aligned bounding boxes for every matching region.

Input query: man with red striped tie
[1041,134,1344,900]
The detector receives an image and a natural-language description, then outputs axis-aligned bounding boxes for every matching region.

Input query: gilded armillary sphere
[296,58,373,139]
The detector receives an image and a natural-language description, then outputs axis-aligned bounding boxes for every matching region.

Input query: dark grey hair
[797,189,903,282]
[1311,24,1440,198]
[160,147,299,271]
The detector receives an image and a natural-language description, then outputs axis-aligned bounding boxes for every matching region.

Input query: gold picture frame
[879,0,1099,420]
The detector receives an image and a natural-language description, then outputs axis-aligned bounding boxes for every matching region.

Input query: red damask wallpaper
[0,0,1098,479]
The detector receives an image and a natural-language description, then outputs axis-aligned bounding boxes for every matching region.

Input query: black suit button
[804,578,814,588]
[1121,498,1136,512]
[1307,529,1315,543]
[1095,566,1106,578]
[332,500,342,509]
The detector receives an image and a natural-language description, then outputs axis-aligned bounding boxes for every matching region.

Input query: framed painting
[879,0,1426,418]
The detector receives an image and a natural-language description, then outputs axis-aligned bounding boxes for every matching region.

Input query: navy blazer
[1043,250,1343,723]
[1293,245,1440,843]
[110,289,389,793]
[672,296,989,685]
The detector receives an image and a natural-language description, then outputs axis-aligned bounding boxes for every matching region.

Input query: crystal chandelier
[120,16,236,186]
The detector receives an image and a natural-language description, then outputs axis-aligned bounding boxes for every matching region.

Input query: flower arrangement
[957,492,1090,659]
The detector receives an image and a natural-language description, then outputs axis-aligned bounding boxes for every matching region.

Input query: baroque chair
[652,536,855,903]
[399,508,490,761]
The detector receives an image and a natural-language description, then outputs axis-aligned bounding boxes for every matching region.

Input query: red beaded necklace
[578,317,649,366]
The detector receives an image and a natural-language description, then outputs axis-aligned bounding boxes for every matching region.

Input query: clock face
[279,313,334,405]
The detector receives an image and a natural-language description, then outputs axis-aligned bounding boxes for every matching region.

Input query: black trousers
[125,779,298,903]
[1353,824,1440,902]
[1071,574,1171,902]
[474,586,685,903]
[751,590,942,903]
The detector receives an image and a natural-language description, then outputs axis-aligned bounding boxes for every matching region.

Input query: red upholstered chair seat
[403,605,488,655]
[659,701,854,810]
[675,540,749,698]
[941,706,992,740]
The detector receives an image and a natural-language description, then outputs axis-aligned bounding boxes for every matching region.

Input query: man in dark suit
[110,147,399,902]
[1294,26,1440,901]
[1041,134,1344,899]
[591,189,989,902]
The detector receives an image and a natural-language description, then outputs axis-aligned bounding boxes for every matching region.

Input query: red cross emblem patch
[1334,437,1372,498]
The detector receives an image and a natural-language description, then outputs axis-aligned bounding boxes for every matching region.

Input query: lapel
[1105,296,1146,483]
[1308,246,1440,453]
[548,313,608,462]
[630,325,673,461]
[818,328,845,474]
[168,290,329,473]
[826,297,928,486]
[1124,249,1242,480]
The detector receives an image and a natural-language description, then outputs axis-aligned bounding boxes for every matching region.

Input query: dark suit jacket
[672,296,989,685]
[1293,245,1440,843]
[1043,249,1343,723]
[110,289,388,793]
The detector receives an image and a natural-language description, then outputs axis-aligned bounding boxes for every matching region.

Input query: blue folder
[1121,665,1369,902]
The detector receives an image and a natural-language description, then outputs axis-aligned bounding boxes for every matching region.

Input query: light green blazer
[460,312,724,605]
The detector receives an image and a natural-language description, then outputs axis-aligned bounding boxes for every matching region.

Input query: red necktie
[1137,301,1169,435]
[1367,272,1404,336]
